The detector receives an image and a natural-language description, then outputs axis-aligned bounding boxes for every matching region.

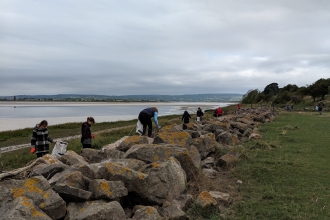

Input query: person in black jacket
[81,117,95,148]
[182,110,191,124]
[31,120,57,158]
[138,107,160,137]
[196,107,204,121]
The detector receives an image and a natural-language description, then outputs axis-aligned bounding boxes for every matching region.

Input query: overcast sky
[1,0,329,96]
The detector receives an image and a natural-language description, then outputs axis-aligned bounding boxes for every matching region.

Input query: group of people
[30,107,160,157]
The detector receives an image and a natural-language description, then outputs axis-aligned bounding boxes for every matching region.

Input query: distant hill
[0,93,243,102]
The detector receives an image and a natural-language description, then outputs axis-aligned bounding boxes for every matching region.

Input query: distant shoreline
[0,101,236,107]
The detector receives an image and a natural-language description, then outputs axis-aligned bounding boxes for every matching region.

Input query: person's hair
[87,117,95,124]
[151,107,158,112]
[39,120,48,127]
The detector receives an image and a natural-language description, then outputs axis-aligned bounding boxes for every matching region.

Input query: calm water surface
[0,102,232,131]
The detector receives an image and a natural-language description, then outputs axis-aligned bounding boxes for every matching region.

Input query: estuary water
[0,102,233,131]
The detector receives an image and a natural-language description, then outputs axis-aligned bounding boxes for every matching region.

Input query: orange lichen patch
[138,174,146,180]
[80,207,85,212]
[105,163,115,175]
[166,150,172,155]
[12,187,25,198]
[21,197,47,217]
[43,192,49,199]
[197,191,217,205]
[117,169,123,174]
[39,203,46,208]
[153,155,159,161]
[127,171,132,176]
[151,162,159,168]
[24,178,43,194]
[42,154,56,164]
[100,182,113,196]
[145,206,156,216]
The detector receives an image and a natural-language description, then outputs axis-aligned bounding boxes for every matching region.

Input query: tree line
[241,78,330,105]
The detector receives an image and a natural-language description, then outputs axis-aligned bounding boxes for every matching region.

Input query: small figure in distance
[286,105,291,111]
[182,110,191,124]
[81,117,95,149]
[214,107,223,117]
[196,107,204,121]
[138,107,160,137]
[318,101,324,115]
[291,105,294,111]
[31,120,57,158]
[237,103,241,110]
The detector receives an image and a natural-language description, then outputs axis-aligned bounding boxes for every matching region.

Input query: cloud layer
[1,0,329,96]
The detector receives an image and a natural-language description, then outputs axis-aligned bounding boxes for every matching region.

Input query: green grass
[229,111,330,220]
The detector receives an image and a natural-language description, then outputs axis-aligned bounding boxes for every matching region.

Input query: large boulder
[123,144,200,180]
[230,122,253,133]
[216,131,240,146]
[132,206,165,220]
[30,163,68,180]
[58,150,89,166]
[65,200,126,220]
[153,131,193,148]
[0,196,52,220]
[0,176,66,220]
[195,191,217,209]
[117,135,149,152]
[192,133,218,159]
[53,171,92,201]
[80,148,124,163]
[101,158,146,171]
[88,179,128,200]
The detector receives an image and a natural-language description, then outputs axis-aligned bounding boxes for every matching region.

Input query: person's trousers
[138,112,152,137]
[36,152,47,158]
[83,144,92,148]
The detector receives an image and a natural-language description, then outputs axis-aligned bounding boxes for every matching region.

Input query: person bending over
[138,107,160,137]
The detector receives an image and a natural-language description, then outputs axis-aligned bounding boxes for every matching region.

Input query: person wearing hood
[81,117,95,148]
[182,110,191,124]
[31,120,57,158]
[138,107,160,137]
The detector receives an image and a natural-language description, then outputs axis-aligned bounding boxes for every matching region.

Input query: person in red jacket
[237,103,241,110]
[214,107,223,117]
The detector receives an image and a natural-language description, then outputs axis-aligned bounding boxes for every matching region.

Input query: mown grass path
[231,111,330,220]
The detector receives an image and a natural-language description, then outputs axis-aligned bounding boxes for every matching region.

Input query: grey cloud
[1,0,329,96]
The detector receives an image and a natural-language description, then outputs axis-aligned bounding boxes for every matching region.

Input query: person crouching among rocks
[31,120,57,158]
[81,117,95,148]
[138,107,161,137]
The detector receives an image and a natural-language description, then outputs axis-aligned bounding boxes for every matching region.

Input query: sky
[1,0,329,96]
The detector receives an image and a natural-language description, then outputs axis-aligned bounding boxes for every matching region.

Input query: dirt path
[0,125,134,154]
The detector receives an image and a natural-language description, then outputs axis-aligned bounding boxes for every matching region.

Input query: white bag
[51,141,68,157]
[196,117,200,121]
[136,120,143,135]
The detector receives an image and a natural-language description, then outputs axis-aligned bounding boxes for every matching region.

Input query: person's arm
[153,112,159,126]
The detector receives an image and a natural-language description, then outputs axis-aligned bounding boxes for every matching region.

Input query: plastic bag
[136,120,143,135]
[51,141,68,157]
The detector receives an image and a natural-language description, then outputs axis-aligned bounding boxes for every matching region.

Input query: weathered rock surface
[89,179,128,200]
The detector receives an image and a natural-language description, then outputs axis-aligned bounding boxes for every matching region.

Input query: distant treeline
[1,93,243,102]
[242,78,330,104]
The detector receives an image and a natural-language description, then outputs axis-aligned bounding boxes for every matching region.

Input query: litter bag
[136,120,143,135]
[51,141,68,157]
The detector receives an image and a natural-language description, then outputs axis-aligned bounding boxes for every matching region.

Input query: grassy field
[229,111,330,220]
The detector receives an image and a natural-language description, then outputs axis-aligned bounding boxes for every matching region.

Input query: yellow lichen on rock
[100,182,113,196]
[145,206,156,216]
[12,187,25,198]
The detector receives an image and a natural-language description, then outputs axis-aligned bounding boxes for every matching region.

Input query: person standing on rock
[214,107,223,117]
[196,107,204,121]
[31,120,57,158]
[138,107,160,137]
[81,117,95,148]
[182,110,191,124]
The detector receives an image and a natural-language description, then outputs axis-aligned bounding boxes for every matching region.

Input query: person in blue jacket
[138,107,160,137]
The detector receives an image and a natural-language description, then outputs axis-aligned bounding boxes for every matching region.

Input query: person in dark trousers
[81,117,95,148]
[31,120,57,158]
[318,101,324,115]
[138,107,160,137]
[196,107,204,121]
[182,110,191,124]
